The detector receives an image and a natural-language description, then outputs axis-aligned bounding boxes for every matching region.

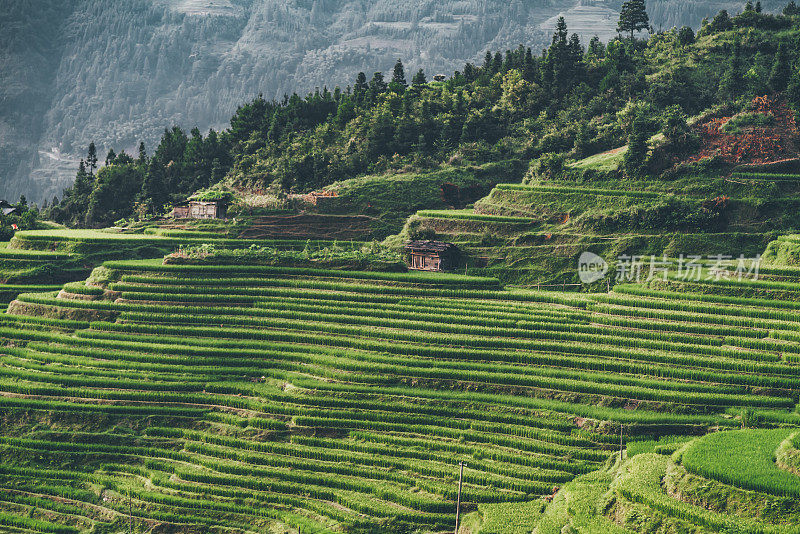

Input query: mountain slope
[1,0,785,204]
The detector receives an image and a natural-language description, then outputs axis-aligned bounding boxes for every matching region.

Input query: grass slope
[680,429,800,499]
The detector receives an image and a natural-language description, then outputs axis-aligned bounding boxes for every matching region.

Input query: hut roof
[404,240,456,253]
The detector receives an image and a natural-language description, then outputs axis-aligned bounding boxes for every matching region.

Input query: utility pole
[128,488,133,534]
[455,461,466,534]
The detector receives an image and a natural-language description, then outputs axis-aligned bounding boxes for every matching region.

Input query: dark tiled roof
[405,240,456,253]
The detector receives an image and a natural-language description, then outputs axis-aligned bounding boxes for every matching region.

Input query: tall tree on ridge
[137,142,147,167]
[618,0,650,39]
[353,72,368,104]
[87,142,98,177]
[391,59,407,91]
[411,68,427,86]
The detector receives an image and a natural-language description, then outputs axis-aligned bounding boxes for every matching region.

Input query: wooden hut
[170,203,190,218]
[189,200,227,219]
[405,240,458,271]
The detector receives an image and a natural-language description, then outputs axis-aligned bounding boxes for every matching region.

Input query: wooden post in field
[128,488,133,534]
[455,461,466,534]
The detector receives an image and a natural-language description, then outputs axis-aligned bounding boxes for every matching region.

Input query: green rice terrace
[0,220,797,533]
[406,169,800,286]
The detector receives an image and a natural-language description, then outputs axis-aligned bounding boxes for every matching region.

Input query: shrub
[721,112,775,134]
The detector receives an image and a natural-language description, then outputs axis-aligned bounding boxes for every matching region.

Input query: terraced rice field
[0,255,798,532]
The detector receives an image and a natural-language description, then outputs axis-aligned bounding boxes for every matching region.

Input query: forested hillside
[46,1,800,234]
[1,0,783,205]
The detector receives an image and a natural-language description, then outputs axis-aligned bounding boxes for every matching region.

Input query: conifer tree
[523,47,538,81]
[624,112,649,176]
[140,159,167,215]
[137,142,147,166]
[210,158,223,184]
[483,51,493,71]
[105,149,116,166]
[711,10,733,32]
[678,26,695,46]
[718,40,743,101]
[411,69,427,86]
[86,142,98,177]
[588,36,605,58]
[492,52,503,73]
[553,16,568,45]
[756,1,762,12]
[745,1,755,11]
[368,72,387,103]
[391,59,407,89]
[353,72,368,104]
[769,43,791,92]
[618,0,650,39]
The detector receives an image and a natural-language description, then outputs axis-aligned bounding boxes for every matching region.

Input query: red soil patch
[688,95,799,165]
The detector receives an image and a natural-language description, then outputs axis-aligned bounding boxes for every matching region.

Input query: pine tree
[568,34,583,64]
[785,1,800,16]
[87,142,98,177]
[661,105,696,153]
[353,72,368,104]
[718,40,743,101]
[137,142,147,166]
[105,149,116,166]
[769,43,791,92]
[368,72,387,104]
[483,51,493,71]
[141,160,167,214]
[756,1,762,12]
[503,49,513,71]
[553,16,568,45]
[624,112,649,177]
[710,10,733,32]
[210,158,223,184]
[618,0,650,39]
[463,63,477,82]
[391,59,407,92]
[678,26,695,46]
[745,0,755,11]
[588,36,605,58]
[411,69,427,86]
[492,52,503,73]
[523,47,538,81]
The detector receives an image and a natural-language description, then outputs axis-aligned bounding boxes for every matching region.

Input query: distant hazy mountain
[0,0,785,203]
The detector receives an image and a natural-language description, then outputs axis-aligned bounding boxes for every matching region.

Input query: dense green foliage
[45,3,800,231]
[47,129,231,226]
